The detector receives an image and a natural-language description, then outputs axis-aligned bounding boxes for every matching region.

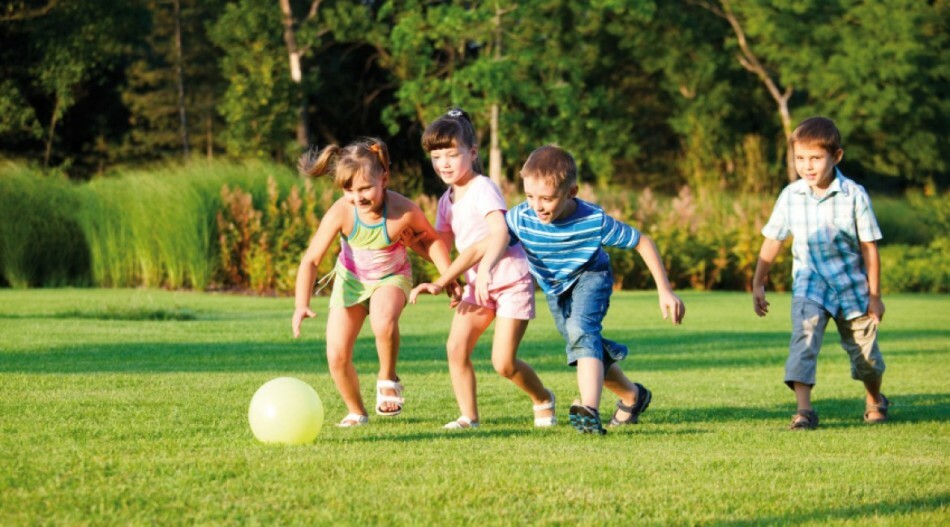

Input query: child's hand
[474,265,492,305]
[409,283,442,304]
[868,296,885,324]
[398,228,423,247]
[444,280,463,309]
[659,290,685,325]
[292,306,317,338]
[752,286,769,317]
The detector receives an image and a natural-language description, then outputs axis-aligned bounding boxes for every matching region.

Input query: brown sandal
[789,409,819,430]
[864,394,889,424]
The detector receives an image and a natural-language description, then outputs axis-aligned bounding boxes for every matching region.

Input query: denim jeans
[545,266,628,367]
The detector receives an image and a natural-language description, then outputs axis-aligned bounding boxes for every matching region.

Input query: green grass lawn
[0,289,947,525]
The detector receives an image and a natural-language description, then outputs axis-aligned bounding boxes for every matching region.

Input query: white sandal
[375,379,405,416]
[533,389,557,427]
[444,416,479,429]
[336,413,369,428]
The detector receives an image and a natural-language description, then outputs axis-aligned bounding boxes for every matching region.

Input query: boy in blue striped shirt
[752,117,888,430]
[477,145,685,434]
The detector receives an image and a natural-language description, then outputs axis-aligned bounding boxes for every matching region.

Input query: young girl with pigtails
[293,138,454,427]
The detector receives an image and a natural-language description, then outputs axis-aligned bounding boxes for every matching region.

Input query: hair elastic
[447,109,463,118]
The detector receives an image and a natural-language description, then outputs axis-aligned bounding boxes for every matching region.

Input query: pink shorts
[460,278,536,320]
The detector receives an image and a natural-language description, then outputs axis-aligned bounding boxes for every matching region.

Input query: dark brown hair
[790,116,843,154]
[421,107,483,173]
[520,144,577,189]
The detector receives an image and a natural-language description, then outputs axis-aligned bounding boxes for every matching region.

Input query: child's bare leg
[793,382,813,410]
[326,305,369,417]
[863,376,886,420]
[369,286,406,413]
[576,357,605,408]
[490,317,553,418]
[445,302,493,422]
[603,363,643,421]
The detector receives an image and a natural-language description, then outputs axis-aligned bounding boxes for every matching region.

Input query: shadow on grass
[716,494,949,526]
[648,393,950,427]
[1,324,947,376]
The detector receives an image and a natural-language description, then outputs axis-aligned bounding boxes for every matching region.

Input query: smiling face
[342,171,387,215]
[793,141,843,195]
[429,144,477,187]
[523,176,578,224]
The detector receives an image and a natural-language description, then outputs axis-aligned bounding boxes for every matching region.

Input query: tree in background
[0,0,147,174]
[123,0,229,163]
[0,0,945,191]
[694,0,948,187]
[208,1,300,160]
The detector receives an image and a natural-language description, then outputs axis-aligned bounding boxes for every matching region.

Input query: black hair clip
[447,109,463,118]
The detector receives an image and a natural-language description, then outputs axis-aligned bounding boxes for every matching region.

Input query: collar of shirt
[792,168,848,201]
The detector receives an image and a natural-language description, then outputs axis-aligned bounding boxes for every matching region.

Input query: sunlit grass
[0,289,947,525]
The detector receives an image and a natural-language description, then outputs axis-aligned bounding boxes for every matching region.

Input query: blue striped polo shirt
[762,169,882,320]
[506,199,641,295]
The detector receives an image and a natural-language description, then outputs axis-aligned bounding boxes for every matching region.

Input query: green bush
[881,238,950,293]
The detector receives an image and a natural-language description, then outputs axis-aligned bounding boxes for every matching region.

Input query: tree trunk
[703,0,798,182]
[43,95,60,168]
[279,0,309,148]
[173,0,190,159]
[489,104,503,187]
[206,110,213,159]
[487,4,505,187]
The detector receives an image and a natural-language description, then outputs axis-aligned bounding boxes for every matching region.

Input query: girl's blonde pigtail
[298,145,340,178]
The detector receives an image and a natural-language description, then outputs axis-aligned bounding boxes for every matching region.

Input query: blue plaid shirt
[762,169,882,320]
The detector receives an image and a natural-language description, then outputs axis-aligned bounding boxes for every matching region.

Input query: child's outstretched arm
[860,240,885,323]
[292,201,346,338]
[408,238,489,304]
[752,238,783,317]
[635,234,685,324]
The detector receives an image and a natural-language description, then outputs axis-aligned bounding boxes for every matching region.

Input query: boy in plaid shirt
[752,117,888,430]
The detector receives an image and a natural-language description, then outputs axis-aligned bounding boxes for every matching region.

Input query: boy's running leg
[369,286,407,414]
[790,382,818,430]
[863,376,888,423]
[604,363,652,425]
[576,357,605,409]
[490,317,555,424]
[326,305,369,419]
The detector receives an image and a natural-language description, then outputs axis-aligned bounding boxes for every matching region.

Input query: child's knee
[491,357,517,378]
[445,338,469,363]
[326,348,351,371]
[372,318,398,341]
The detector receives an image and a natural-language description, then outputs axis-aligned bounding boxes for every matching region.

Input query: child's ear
[834,148,844,164]
[568,184,579,198]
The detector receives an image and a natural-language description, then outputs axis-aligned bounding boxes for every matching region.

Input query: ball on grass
[248,377,324,444]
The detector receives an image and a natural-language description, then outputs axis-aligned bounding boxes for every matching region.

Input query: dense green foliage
[1,289,947,524]
[1,162,946,293]
[1,1,946,190]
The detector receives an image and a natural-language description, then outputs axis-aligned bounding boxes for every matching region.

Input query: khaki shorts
[785,297,885,388]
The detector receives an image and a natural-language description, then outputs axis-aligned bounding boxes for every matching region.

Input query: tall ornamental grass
[1,160,946,292]
[79,163,292,289]
[0,163,90,288]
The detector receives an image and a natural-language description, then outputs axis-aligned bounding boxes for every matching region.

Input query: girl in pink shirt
[410,108,555,429]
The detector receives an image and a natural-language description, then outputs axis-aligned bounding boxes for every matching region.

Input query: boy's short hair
[520,145,577,189]
[790,117,842,154]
